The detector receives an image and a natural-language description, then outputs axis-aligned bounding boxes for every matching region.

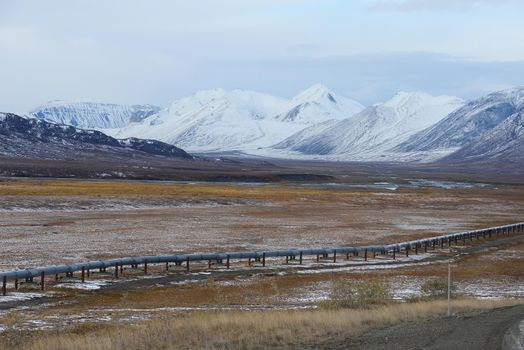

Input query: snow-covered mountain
[395,87,524,155]
[273,83,364,124]
[108,85,364,152]
[272,91,464,160]
[30,101,160,129]
[0,112,192,160]
[443,111,524,164]
[25,86,524,166]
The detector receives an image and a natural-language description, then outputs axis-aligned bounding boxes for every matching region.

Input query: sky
[1,0,524,112]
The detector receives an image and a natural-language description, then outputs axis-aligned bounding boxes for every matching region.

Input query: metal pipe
[0,222,522,284]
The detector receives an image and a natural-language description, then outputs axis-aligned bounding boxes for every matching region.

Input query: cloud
[370,0,513,12]
[0,1,523,111]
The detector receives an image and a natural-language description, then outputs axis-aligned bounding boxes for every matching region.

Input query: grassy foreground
[9,299,520,350]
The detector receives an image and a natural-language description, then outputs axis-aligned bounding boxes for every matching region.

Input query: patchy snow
[0,292,49,303]
[390,277,424,300]
[459,279,524,299]
[54,280,110,290]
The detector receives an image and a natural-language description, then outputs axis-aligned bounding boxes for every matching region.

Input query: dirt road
[333,304,524,350]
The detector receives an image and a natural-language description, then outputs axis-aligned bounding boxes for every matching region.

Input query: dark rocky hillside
[0,113,192,160]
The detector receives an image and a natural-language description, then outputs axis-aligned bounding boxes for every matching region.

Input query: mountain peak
[498,86,524,95]
[492,86,524,108]
[386,91,431,104]
[292,83,335,104]
[383,91,463,109]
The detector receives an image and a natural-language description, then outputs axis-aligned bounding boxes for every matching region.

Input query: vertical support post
[285,256,289,264]
[333,250,337,263]
[81,267,85,283]
[2,276,6,296]
[87,269,90,278]
[372,250,376,259]
[392,249,396,260]
[316,254,320,262]
[144,259,148,275]
[115,263,119,279]
[120,264,124,275]
[262,253,266,267]
[299,251,303,265]
[424,242,428,253]
[226,255,230,269]
[40,272,45,291]
[186,257,190,272]
[406,246,410,257]
[415,244,418,255]
[14,279,18,290]
[55,274,59,281]
[248,258,252,267]
[364,249,368,261]
[447,263,452,317]
[208,260,212,269]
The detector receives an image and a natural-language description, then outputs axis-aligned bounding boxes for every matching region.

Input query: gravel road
[331,304,524,350]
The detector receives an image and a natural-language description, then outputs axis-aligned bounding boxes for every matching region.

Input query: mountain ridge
[108,84,364,152]
[0,112,192,160]
[31,101,160,129]
[395,87,524,154]
[271,91,464,160]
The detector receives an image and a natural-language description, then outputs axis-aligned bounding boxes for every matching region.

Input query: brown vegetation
[13,299,520,350]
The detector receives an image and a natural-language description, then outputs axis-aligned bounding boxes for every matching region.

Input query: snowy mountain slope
[108,85,364,152]
[0,112,192,160]
[442,111,524,164]
[395,87,524,154]
[270,119,341,155]
[30,101,160,129]
[273,92,464,159]
[273,84,364,124]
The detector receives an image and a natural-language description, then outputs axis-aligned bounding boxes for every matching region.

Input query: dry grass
[0,179,364,201]
[21,299,521,350]
[1,178,522,206]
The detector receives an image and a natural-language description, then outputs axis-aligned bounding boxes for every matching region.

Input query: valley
[1,177,523,342]
[2,1,523,348]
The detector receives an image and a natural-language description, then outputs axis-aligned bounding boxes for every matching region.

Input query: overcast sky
[1,0,524,112]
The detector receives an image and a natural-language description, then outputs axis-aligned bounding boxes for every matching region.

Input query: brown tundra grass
[22,299,521,350]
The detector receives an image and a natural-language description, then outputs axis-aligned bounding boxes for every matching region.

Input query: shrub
[420,278,456,298]
[319,278,391,309]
